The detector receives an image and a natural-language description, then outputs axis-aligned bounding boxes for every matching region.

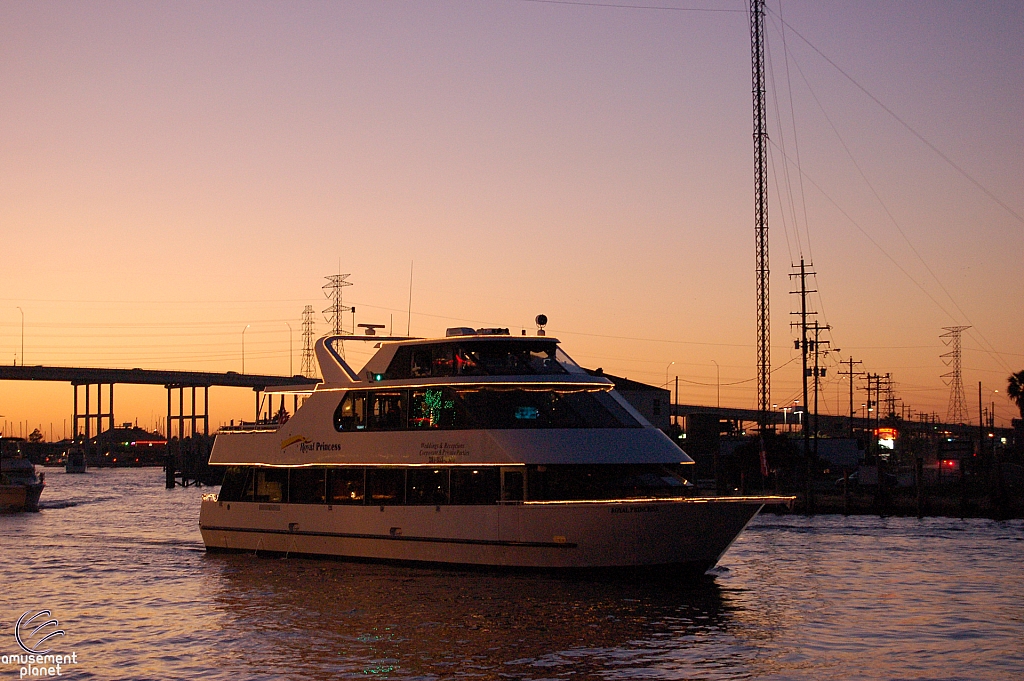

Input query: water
[2,468,1023,681]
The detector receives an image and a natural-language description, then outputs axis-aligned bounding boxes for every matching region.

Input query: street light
[242,324,250,374]
[16,306,23,366]
[665,361,674,390]
[711,360,720,408]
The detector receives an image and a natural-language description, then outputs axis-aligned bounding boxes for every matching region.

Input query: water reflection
[206,555,744,679]
[3,470,1022,680]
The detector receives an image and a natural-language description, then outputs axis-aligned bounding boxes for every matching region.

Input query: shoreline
[764,490,1024,520]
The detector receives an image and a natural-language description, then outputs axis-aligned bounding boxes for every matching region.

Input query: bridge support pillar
[165,384,209,440]
[73,382,114,445]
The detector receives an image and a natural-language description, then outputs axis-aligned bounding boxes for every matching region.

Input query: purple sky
[1,1,1021,435]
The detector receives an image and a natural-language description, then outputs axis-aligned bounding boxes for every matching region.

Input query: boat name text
[610,506,659,514]
[299,441,343,453]
[419,441,470,463]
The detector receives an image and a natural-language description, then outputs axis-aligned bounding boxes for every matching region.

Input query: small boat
[1,439,45,512]
[200,328,791,574]
[65,445,87,474]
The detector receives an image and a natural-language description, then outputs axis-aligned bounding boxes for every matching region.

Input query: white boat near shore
[200,328,790,573]
[1,439,45,513]
[65,445,87,474]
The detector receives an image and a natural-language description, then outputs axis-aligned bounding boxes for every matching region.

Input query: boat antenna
[406,261,414,336]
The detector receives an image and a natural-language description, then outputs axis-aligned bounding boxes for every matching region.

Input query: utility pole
[839,357,864,437]
[978,381,984,464]
[809,322,831,482]
[790,258,816,512]
[866,373,877,452]
[867,372,891,503]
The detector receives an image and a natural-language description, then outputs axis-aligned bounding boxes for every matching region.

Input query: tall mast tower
[750,0,770,430]
[941,325,971,423]
[300,305,316,378]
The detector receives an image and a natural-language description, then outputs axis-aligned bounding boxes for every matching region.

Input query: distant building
[585,368,671,430]
[89,423,167,466]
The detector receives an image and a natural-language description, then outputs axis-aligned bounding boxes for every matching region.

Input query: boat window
[367,468,406,505]
[384,340,568,378]
[411,348,432,378]
[216,465,513,505]
[526,464,689,501]
[368,392,404,431]
[290,468,327,504]
[593,391,641,426]
[450,467,501,505]
[328,468,365,504]
[218,466,252,502]
[501,468,525,502]
[334,393,367,432]
[334,388,637,432]
[254,467,288,503]
[407,468,450,505]
[409,388,460,429]
[458,341,567,376]
[456,388,640,429]
[432,345,455,376]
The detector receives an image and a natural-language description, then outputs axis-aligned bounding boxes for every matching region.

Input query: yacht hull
[0,482,43,513]
[200,496,781,572]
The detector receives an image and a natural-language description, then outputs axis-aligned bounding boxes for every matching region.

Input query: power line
[764,6,1024,233]
[516,0,744,12]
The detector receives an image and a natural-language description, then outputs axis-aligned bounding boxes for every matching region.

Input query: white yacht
[65,444,87,474]
[200,328,790,573]
[1,438,45,513]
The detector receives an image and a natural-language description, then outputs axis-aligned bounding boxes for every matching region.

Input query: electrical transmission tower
[750,0,770,431]
[323,272,353,332]
[940,325,971,423]
[300,305,316,378]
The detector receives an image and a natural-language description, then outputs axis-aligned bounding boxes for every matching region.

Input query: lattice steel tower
[323,272,353,335]
[750,0,771,428]
[940,325,971,423]
[323,272,353,359]
[301,305,316,378]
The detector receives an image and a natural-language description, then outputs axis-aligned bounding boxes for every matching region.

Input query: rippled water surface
[2,468,1023,680]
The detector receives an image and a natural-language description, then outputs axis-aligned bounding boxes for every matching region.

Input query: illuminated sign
[875,427,897,450]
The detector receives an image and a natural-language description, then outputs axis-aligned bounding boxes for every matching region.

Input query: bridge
[0,363,1002,443]
[0,365,320,441]
[671,401,1012,443]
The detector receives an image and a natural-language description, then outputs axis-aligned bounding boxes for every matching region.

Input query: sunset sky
[1,0,1021,438]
